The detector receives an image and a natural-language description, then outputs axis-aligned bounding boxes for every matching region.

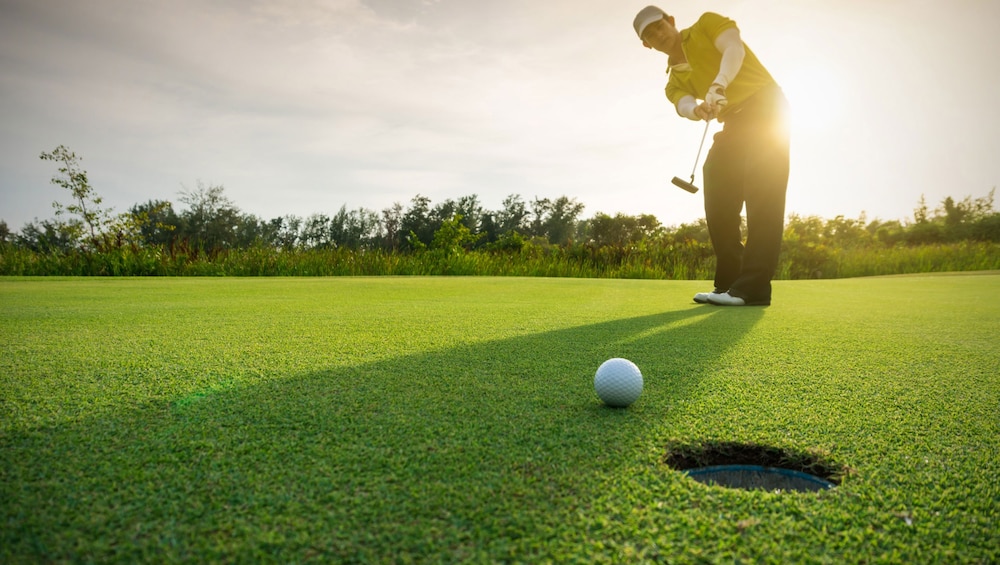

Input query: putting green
[2,275,997,562]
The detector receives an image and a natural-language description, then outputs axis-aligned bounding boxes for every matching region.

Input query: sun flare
[780,65,846,134]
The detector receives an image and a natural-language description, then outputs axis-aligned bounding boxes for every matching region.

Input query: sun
[780,65,846,135]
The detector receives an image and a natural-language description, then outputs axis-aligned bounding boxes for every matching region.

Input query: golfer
[633,6,790,306]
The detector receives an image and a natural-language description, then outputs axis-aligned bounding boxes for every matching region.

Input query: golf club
[671,120,710,194]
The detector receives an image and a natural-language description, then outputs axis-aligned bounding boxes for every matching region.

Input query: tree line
[2,146,999,279]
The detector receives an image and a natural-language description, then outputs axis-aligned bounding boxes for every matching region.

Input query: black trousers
[702,86,790,305]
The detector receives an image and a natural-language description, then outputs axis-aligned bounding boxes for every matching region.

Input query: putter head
[671,176,699,194]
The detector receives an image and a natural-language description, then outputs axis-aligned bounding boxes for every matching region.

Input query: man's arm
[712,27,745,89]
[672,24,746,121]
[700,27,745,116]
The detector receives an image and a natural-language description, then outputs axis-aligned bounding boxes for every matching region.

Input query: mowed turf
[1,275,998,563]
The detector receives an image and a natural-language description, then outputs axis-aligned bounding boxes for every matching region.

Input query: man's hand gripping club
[696,83,727,120]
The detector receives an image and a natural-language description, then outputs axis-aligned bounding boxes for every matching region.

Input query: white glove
[705,83,728,111]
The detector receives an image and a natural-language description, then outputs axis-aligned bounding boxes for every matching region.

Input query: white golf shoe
[693,290,726,304]
[707,291,747,306]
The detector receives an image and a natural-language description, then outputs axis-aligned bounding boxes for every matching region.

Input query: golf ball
[594,358,643,407]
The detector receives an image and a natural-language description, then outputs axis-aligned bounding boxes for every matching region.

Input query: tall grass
[776,241,1000,279]
[2,241,998,278]
[832,241,1000,277]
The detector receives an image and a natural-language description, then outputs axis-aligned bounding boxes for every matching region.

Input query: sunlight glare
[781,65,846,135]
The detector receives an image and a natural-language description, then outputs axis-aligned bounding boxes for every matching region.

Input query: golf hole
[664,440,848,493]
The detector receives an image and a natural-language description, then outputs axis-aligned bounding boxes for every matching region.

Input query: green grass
[2,275,998,563]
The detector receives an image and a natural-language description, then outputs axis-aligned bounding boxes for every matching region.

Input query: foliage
[38,145,108,246]
[32,146,168,253]
[5,146,1000,278]
[431,214,483,255]
[13,218,80,254]
[530,195,586,244]
[587,212,663,248]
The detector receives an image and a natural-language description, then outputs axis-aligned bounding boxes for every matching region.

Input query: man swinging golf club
[634,6,790,306]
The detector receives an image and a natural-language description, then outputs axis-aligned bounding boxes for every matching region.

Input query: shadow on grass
[3,305,764,562]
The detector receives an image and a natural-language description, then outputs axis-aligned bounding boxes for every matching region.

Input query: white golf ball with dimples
[594,358,643,407]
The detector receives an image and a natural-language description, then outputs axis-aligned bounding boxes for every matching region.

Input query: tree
[328,206,380,249]
[272,215,302,250]
[496,194,529,235]
[784,214,824,244]
[128,200,178,247]
[588,213,626,248]
[866,219,905,246]
[972,213,1000,242]
[823,214,869,247]
[913,195,930,224]
[177,183,243,251]
[636,214,663,240]
[541,196,585,245]
[528,197,551,238]
[352,208,381,249]
[381,202,404,250]
[904,191,997,244]
[39,145,113,249]
[233,213,265,248]
[938,189,995,241]
[401,195,434,249]
[15,219,79,253]
[39,145,159,251]
[586,212,661,248]
[453,195,484,234]
[671,218,711,243]
[428,196,482,235]
[431,214,482,255]
[258,216,291,249]
[477,212,499,246]
[301,213,333,249]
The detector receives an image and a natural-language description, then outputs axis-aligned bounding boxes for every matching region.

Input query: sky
[1,0,999,232]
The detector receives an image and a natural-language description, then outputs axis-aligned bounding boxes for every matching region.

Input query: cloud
[2,0,997,233]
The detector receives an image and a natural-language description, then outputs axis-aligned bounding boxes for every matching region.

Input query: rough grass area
[2,275,998,563]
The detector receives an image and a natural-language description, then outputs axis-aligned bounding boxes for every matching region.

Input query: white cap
[633,6,667,40]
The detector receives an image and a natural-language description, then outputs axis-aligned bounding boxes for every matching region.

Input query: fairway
[2,275,998,562]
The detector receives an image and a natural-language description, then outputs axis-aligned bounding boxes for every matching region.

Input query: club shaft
[691,120,710,179]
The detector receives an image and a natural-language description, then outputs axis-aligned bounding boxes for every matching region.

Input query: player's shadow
[5,305,763,560]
